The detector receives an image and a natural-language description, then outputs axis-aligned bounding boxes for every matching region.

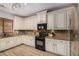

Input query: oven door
[35,37,45,51]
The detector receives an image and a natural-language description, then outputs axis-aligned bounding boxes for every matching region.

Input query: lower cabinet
[29,37,35,47]
[46,38,70,56]
[46,39,55,53]
[56,40,66,55]
[0,36,22,51]
[0,36,70,56]
[6,37,22,49]
[0,39,7,51]
[0,36,35,52]
[22,36,35,47]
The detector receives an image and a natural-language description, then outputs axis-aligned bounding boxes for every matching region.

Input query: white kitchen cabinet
[47,7,75,30]
[46,38,70,56]
[0,36,22,51]
[4,38,12,49]
[0,35,35,52]
[37,10,47,23]
[24,17,32,30]
[47,12,54,30]
[32,16,37,30]
[54,40,70,56]
[29,36,35,47]
[47,10,67,30]
[54,11,67,30]
[13,36,22,46]
[6,37,18,49]
[55,40,66,55]
[46,38,56,52]
[23,36,35,47]
[30,18,34,30]
[24,18,29,30]
[24,15,37,30]
[13,16,24,30]
[64,41,70,56]
[0,39,7,51]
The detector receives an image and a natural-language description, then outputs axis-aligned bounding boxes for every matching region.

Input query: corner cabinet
[13,16,24,30]
[22,36,35,47]
[47,7,75,30]
[24,15,37,30]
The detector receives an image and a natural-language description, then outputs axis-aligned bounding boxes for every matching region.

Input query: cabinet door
[22,36,28,44]
[65,41,70,56]
[14,37,22,45]
[24,15,37,30]
[46,38,55,52]
[54,11,67,30]
[55,40,70,56]
[13,16,24,30]
[24,17,34,30]
[24,18,28,30]
[23,36,35,47]
[33,19,37,30]
[6,37,16,48]
[0,39,7,51]
[29,37,35,47]
[30,19,34,30]
[37,11,47,23]
[32,16,37,30]
[56,40,66,55]
[47,12,54,30]
[26,37,34,47]
[46,39,52,51]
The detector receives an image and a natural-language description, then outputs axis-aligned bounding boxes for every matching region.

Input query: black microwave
[37,23,47,30]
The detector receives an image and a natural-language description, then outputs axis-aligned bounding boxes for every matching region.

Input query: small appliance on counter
[35,23,48,51]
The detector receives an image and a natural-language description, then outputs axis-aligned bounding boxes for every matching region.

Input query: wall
[70,5,79,56]
[77,3,79,55]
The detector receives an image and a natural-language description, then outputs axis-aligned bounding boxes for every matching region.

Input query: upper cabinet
[13,15,37,30]
[13,7,75,30]
[24,15,37,30]
[47,12,54,30]
[13,16,24,30]
[47,7,75,30]
[37,10,47,23]
[54,11,67,30]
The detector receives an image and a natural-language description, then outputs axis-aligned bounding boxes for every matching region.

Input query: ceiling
[0,3,74,17]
